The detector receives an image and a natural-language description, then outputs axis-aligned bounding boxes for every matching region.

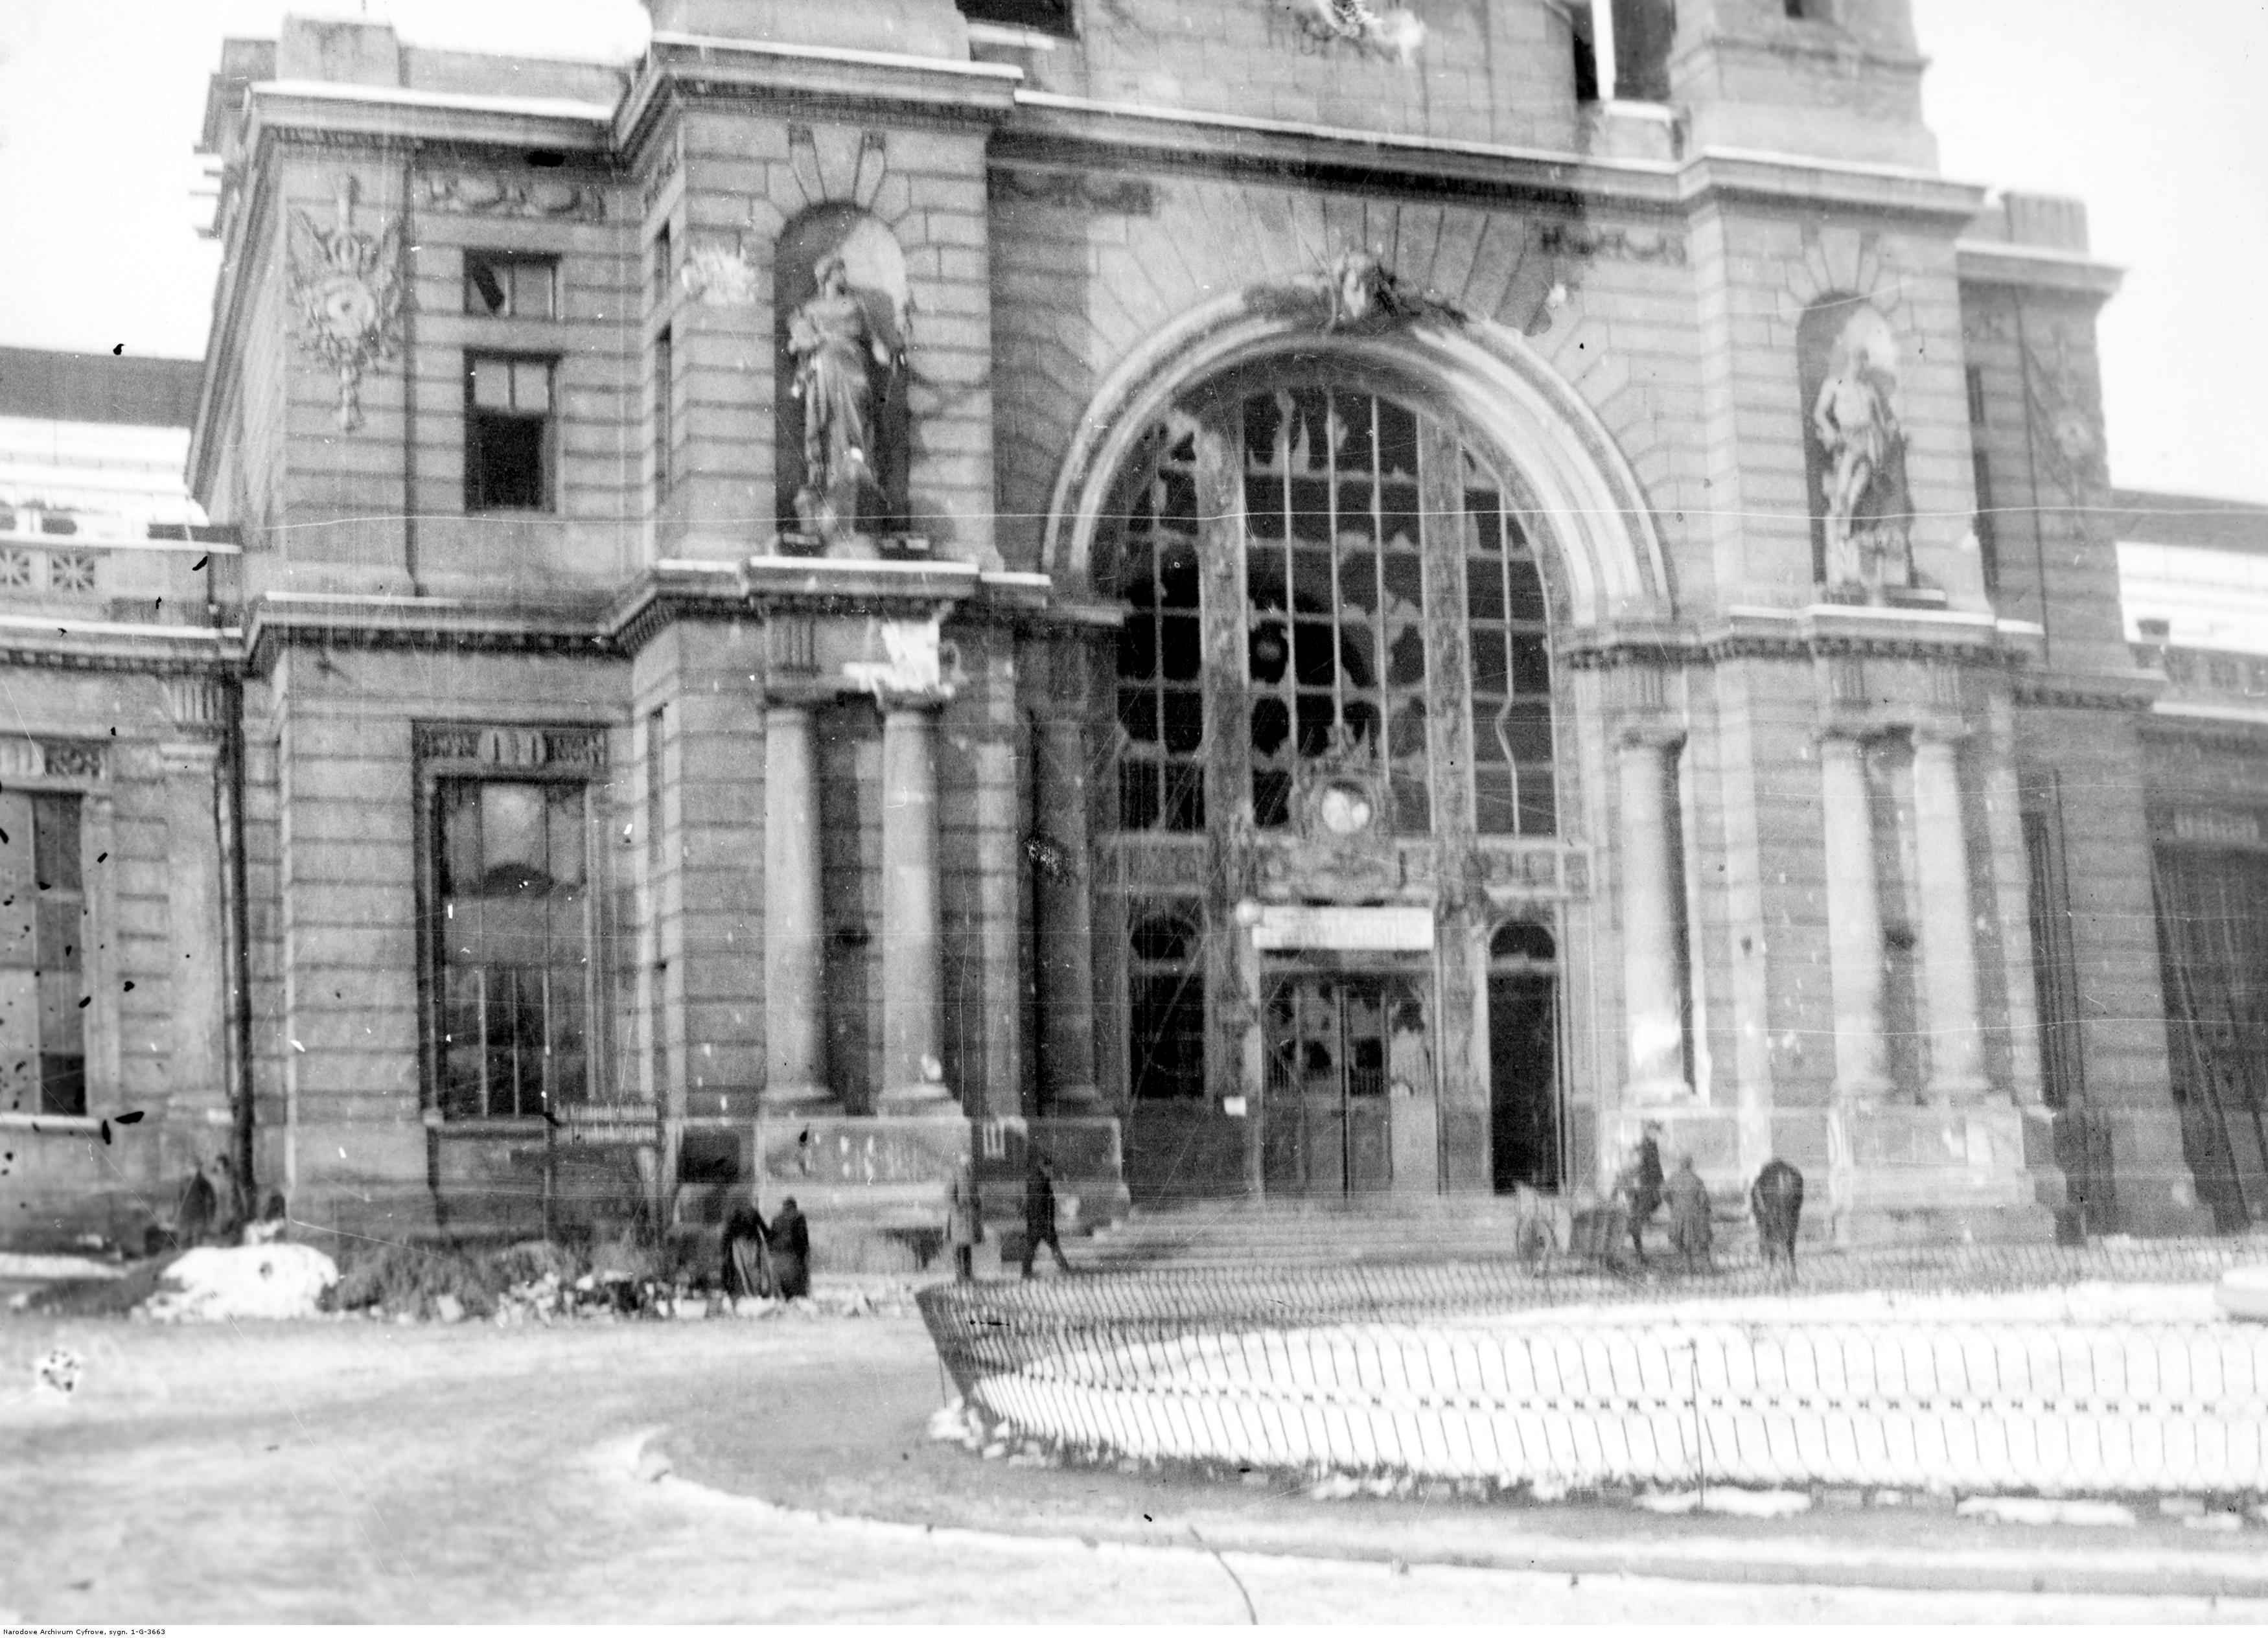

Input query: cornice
[1956,239,2124,301]
[244,594,619,675]
[1000,91,1667,213]
[0,616,241,677]
[247,80,616,155]
[2141,716,2268,753]
[1558,603,2013,669]
[2009,667,2163,713]
[1680,147,1984,224]
[998,97,1984,225]
[616,32,1020,157]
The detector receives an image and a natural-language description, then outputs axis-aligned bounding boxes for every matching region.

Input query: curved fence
[918,1237,2268,1498]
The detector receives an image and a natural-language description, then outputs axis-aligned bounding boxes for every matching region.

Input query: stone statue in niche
[1809,306,1914,593]
[787,251,906,546]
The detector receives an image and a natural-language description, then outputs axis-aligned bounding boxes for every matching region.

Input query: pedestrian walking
[1663,1153,1713,1273]
[769,1195,811,1299]
[1614,1122,1665,1263]
[1020,1153,1072,1280]
[947,1157,982,1282]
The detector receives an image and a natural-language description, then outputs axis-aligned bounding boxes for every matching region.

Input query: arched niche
[774,205,912,542]
[1798,295,1912,594]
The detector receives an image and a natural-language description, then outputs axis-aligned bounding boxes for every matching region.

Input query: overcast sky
[0,0,2258,500]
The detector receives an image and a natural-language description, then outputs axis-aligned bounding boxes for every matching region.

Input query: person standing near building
[947,1158,982,1282]
[769,1196,811,1300]
[1021,1153,1072,1280]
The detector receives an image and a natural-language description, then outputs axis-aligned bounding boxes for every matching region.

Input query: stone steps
[1075,1197,1771,1271]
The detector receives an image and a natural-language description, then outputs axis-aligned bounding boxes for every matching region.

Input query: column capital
[1910,717,1973,749]
[1615,715,1685,752]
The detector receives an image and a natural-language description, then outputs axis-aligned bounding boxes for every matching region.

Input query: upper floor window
[956,0,1074,34]
[464,253,558,320]
[466,355,555,513]
[0,792,85,1116]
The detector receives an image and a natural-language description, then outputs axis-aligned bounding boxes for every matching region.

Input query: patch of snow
[2216,1265,2268,1322]
[1702,1488,1812,1518]
[137,1244,339,1322]
[1956,1497,2138,1528]
[0,1252,120,1283]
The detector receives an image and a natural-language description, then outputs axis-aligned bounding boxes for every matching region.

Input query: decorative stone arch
[1042,290,1674,630]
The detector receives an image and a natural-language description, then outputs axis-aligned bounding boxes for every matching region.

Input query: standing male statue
[1811,336,1912,592]
[787,251,903,542]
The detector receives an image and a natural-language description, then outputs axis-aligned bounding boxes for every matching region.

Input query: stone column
[762,704,831,1109]
[1912,726,1992,1101]
[1820,731,1892,1102]
[159,737,231,1179]
[1617,728,1689,1102]
[878,703,952,1109]
[1034,712,1100,1111]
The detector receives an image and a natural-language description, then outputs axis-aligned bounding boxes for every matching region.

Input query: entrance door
[1262,973,1397,1195]
[1489,973,1559,1190]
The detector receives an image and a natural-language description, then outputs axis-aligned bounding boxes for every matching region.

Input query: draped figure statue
[787,252,903,542]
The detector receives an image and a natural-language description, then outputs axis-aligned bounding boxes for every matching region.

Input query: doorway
[1260,973,1406,1195]
[1488,920,1561,1192]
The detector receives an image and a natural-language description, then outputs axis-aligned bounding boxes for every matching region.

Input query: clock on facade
[1317,781,1374,836]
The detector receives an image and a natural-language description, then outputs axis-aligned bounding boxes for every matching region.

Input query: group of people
[718,1195,811,1302]
[1610,1123,1808,1275]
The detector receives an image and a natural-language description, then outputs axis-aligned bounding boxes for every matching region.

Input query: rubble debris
[34,1348,84,1400]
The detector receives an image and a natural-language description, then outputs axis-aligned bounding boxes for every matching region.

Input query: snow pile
[139,1245,340,1322]
[2217,1265,2268,1322]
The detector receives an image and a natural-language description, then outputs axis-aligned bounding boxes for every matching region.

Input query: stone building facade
[0,0,2233,1252]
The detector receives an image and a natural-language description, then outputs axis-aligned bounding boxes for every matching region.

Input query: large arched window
[1110,423,1207,832]
[1101,377,1558,839]
[1242,387,1432,832]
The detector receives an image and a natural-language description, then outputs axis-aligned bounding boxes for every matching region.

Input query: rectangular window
[463,253,558,320]
[1973,447,2000,596]
[434,778,592,1121]
[465,355,555,513]
[652,224,673,310]
[0,792,86,1117]
[1965,363,1989,427]
[956,0,1074,32]
[653,329,674,500]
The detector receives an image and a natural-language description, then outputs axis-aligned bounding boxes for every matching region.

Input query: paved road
[5,1311,2264,1623]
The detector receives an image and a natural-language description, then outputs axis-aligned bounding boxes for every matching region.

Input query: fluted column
[762,704,832,1109]
[1034,713,1100,1111]
[1617,728,1690,1101]
[1820,732,1892,1102]
[877,703,952,1110]
[1912,727,1992,1100]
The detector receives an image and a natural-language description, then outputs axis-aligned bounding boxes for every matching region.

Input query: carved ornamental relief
[287,178,404,433]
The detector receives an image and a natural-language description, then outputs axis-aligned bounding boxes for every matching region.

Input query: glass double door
[1262,972,1419,1195]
